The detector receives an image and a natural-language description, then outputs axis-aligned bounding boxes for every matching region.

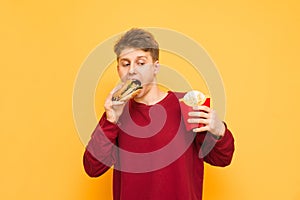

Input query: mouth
[130,79,142,86]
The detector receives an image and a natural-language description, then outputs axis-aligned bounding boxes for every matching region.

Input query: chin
[134,89,145,100]
[135,92,143,99]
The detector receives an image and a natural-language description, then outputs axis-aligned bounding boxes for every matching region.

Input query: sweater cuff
[212,122,233,146]
[208,122,230,142]
[99,112,119,140]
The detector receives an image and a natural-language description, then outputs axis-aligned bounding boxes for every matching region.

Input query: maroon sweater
[83,91,235,200]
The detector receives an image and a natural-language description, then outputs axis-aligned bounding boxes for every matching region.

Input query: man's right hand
[104,85,127,124]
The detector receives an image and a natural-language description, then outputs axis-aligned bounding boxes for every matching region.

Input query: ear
[153,61,160,74]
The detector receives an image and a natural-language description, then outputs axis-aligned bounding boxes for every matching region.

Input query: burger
[112,79,143,102]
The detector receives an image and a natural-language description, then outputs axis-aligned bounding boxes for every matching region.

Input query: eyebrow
[119,58,130,62]
[119,56,148,62]
[136,56,148,59]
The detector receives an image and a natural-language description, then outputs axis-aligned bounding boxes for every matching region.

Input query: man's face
[117,48,159,90]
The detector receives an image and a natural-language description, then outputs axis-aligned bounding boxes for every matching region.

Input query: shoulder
[168,91,186,99]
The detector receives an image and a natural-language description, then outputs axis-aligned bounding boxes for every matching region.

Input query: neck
[134,83,167,105]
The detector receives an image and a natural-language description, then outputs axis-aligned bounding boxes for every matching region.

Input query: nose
[128,63,136,75]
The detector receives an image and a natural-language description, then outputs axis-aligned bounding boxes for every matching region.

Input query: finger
[187,118,208,124]
[112,101,125,106]
[188,111,209,118]
[192,126,208,133]
[105,94,113,106]
[192,105,211,113]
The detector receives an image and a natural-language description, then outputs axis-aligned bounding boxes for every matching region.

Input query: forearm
[196,124,235,167]
[83,113,119,177]
[83,149,112,177]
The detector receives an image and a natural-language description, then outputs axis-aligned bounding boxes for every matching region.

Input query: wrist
[105,112,118,124]
[217,122,226,137]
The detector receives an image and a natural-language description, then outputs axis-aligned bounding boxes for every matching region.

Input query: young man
[83,28,235,200]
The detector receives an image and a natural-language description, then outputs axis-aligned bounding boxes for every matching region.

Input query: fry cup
[180,98,210,131]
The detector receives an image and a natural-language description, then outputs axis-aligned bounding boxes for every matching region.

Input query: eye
[137,60,146,66]
[121,62,130,67]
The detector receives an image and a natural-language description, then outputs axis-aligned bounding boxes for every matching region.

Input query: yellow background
[1,0,300,199]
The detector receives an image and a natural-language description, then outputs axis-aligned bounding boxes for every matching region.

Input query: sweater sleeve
[83,113,119,177]
[195,123,235,167]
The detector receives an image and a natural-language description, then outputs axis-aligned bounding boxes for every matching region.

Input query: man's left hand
[187,105,225,137]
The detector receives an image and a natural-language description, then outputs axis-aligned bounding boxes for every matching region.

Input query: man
[83,28,235,200]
